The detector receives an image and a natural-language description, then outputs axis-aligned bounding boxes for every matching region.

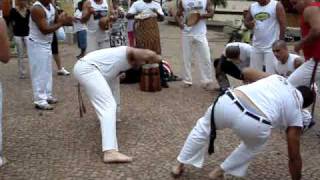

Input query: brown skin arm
[293,57,304,69]
[276,2,287,40]
[286,126,302,180]
[175,0,184,30]
[31,5,62,35]
[242,67,271,83]
[0,18,10,63]
[200,0,214,19]
[294,6,320,53]
[81,0,93,23]
[244,6,255,29]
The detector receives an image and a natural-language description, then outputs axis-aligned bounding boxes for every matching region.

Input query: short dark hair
[297,86,315,108]
[225,46,240,59]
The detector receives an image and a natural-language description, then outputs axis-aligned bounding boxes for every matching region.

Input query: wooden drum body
[140,64,161,92]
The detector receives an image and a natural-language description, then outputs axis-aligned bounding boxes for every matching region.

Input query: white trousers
[181,34,213,84]
[73,60,119,151]
[27,39,53,105]
[0,83,3,157]
[86,32,120,114]
[288,59,320,87]
[250,47,277,73]
[177,94,271,177]
[14,36,28,77]
[86,31,110,53]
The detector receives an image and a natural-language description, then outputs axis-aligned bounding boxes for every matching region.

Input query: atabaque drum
[140,63,161,92]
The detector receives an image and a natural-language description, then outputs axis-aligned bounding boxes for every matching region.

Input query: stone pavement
[0,23,319,180]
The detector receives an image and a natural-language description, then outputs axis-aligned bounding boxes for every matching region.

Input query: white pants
[27,39,53,105]
[0,83,3,157]
[250,47,276,73]
[177,94,271,177]
[86,31,110,53]
[181,34,213,85]
[288,59,320,87]
[73,60,120,151]
[14,36,28,77]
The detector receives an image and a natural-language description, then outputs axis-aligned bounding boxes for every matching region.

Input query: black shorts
[51,32,59,54]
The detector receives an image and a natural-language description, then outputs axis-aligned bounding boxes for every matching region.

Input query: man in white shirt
[28,0,72,110]
[214,42,252,91]
[245,0,286,73]
[273,40,304,77]
[73,46,161,163]
[171,69,313,180]
[175,0,214,90]
[74,0,87,59]
[81,0,109,53]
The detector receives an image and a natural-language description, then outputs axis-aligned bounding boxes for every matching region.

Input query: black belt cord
[310,60,319,125]
[208,91,225,155]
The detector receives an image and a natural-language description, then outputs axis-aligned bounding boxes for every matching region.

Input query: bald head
[272,40,289,64]
[225,46,240,59]
[272,40,287,50]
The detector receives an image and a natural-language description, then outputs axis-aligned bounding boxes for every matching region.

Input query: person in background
[127,0,136,47]
[74,0,87,59]
[109,0,127,47]
[8,0,30,79]
[51,3,71,76]
[245,0,286,73]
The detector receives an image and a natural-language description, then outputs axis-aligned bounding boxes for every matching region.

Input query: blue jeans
[76,30,87,50]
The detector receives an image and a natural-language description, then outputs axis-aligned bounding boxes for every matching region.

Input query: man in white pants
[73,46,161,163]
[287,0,320,87]
[28,0,72,110]
[171,69,314,180]
[175,0,214,90]
[245,0,286,73]
[0,14,11,167]
[273,40,304,77]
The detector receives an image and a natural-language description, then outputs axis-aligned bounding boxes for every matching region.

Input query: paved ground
[0,23,320,180]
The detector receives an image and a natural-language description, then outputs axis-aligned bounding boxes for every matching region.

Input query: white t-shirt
[250,0,280,51]
[236,75,303,129]
[224,42,252,69]
[82,46,131,80]
[73,9,87,33]
[128,0,164,16]
[29,1,55,43]
[181,0,207,35]
[86,0,109,40]
[275,53,301,77]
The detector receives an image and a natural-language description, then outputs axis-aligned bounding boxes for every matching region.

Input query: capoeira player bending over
[171,68,314,179]
[73,46,161,163]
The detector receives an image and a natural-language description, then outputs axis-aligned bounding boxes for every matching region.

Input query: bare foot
[171,163,184,178]
[103,150,133,163]
[208,166,224,180]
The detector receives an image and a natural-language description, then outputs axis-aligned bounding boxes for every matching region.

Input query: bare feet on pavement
[103,150,133,163]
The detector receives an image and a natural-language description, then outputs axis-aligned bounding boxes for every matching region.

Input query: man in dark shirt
[8,0,30,79]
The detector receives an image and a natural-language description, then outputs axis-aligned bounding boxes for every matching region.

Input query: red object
[1,0,11,17]
[128,31,135,47]
[300,2,320,61]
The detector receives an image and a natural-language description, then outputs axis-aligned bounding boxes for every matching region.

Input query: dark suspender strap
[310,60,319,125]
[208,92,224,155]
